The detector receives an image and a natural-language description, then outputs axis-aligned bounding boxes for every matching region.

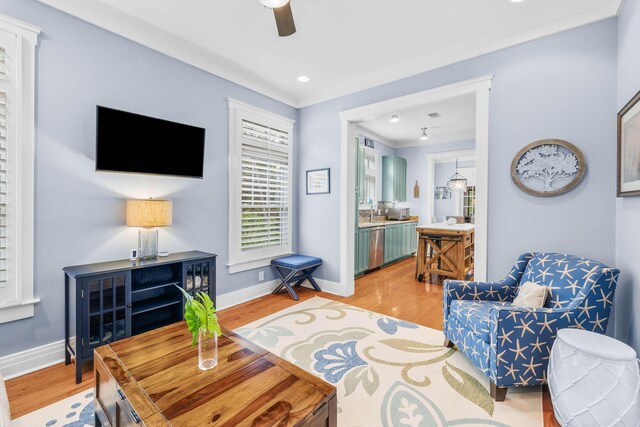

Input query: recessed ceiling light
[390,115,400,123]
[420,127,429,141]
[297,75,310,83]
[510,0,525,2]
[258,0,290,8]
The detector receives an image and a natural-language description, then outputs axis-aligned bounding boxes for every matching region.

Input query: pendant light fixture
[420,127,429,141]
[447,158,468,192]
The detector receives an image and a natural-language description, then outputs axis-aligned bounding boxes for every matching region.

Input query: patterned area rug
[236,297,543,427]
[11,389,94,426]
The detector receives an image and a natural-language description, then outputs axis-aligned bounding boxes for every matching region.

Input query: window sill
[0,298,40,324]
[228,253,294,274]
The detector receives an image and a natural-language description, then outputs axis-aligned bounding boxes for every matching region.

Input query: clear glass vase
[198,329,218,370]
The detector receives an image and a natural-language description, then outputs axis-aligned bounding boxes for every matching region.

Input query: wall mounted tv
[96,106,206,178]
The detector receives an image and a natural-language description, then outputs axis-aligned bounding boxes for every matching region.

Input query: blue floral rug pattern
[12,390,94,427]
[236,297,543,427]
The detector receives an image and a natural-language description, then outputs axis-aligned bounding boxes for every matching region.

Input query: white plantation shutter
[0,32,15,303]
[0,16,39,323]
[240,120,289,251]
[228,99,294,273]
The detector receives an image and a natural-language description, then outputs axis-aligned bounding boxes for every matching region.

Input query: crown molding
[37,0,621,109]
[36,0,298,107]
[295,0,622,107]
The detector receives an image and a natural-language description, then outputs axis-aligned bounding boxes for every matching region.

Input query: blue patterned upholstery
[443,253,619,388]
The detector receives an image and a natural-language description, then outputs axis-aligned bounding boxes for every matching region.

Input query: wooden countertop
[417,224,475,235]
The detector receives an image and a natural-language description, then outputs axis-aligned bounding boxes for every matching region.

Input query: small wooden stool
[271,255,322,300]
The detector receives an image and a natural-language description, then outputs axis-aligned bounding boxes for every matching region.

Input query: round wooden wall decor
[511,139,586,197]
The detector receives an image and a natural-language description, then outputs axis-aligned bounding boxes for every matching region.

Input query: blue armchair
[443,253,619,401]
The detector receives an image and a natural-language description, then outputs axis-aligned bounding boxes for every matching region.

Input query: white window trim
[0,14,40,324]
[227,98,295,274]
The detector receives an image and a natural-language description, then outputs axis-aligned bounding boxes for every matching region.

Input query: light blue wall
[0,0,297,357]
[298,19,618,283]
[396,140,476,223]
[615,0,640,353]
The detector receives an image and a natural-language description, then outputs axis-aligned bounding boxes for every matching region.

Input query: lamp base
[137,228,159,259]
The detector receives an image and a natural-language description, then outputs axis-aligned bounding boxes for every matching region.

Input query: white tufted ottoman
[548,328,640,426]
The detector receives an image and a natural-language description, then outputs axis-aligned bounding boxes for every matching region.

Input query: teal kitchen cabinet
[382,155,407,202]
[409,222,418,253]
[355,142,366,277]
[383,222,417,265]
[356,145,365,204]
[355,227,370,276]
[383,224,401,263]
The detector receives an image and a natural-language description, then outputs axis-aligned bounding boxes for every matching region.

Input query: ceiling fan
[258,0,296,37]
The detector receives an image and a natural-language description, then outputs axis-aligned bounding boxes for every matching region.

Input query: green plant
[175,286,221,346]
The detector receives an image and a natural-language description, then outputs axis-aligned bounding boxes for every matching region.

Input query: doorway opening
[338,75,492,297]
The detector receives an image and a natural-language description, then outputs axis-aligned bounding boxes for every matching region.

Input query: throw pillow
[513,281,548,308]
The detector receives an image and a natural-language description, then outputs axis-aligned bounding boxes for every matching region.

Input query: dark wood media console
[64,250,216,383]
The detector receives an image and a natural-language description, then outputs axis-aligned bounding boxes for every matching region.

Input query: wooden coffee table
[94,322,337,426]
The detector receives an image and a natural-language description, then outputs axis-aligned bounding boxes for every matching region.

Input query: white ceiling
[38,0,622,107]
[358,93,476,148]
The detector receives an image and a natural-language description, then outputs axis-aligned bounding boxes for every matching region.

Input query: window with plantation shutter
[0,15,39,324]
[228,99,294,274]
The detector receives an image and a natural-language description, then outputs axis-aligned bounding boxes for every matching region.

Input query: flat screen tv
[96,106,206,178]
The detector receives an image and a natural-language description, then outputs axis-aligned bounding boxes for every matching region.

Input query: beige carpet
[236,296,543,427]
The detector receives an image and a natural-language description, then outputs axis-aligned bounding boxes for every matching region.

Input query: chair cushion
[449,300,512,342]
[521,253,606,309]
[513,281,548,308]
[271,255,322,269]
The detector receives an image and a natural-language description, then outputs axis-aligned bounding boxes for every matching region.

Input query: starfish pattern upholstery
[443,253,619,389]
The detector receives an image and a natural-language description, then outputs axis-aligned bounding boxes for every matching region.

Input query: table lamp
[126,198,173,259]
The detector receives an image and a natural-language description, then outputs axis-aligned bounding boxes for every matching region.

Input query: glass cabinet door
[83,272,131,357]
[183,259,214,302]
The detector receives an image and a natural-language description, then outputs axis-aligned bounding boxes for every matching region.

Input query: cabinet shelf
[132,280,181,294]
[132,296,182,316]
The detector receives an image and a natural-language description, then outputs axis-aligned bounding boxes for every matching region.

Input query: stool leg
[305,265,322,292]
[306,275,321,292]
[272,266,301,300]
[283,282,300,300]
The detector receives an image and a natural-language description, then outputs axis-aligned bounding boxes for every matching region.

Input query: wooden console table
[64,251,216,384]
[94,323,337,427]
[415,225,474,282]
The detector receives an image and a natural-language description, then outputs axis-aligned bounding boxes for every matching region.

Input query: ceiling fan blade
[273,2,296,37]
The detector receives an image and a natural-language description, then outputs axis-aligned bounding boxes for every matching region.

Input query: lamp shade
[126,199,173,227]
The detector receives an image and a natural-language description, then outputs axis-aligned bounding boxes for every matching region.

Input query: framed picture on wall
[618,90,640,197]
[306,168,330,195]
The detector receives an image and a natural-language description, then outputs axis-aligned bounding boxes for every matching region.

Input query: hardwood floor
[6,257,559,426]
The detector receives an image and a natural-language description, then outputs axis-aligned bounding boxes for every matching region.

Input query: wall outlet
[258,271,264,281]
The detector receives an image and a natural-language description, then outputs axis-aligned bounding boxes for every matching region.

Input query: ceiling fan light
[258,0,290,8]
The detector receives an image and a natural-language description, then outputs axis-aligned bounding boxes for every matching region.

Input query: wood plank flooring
[6,258,558,426]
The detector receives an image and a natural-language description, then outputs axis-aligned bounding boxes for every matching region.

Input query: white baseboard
[0,277,343,380]
[0,339,65,380]
[315,279,344,296]
[217,279,280,310]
